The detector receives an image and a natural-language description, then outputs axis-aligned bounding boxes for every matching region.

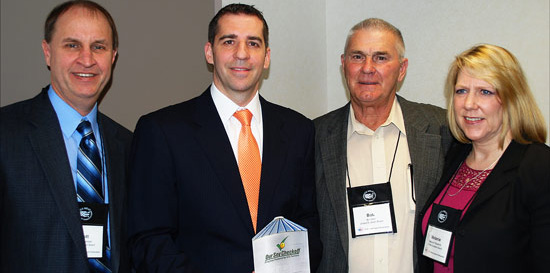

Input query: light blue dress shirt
[48,86,111,247]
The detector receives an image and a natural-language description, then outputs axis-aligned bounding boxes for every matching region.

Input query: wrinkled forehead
[59,6,107,23]
[53,6,113,39]
[346,29,401,54]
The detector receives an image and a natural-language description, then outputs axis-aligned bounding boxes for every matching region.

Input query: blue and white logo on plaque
[252,216,310,273]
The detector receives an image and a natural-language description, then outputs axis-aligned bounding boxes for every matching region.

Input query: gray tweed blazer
[314,95,454,273]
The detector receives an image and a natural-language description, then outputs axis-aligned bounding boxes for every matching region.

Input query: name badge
[423,225,453,264]
[347,182,397,238]
[422,203,461,265]
[79,202,108,258]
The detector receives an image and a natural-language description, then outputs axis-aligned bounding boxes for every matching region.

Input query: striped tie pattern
[233,109,262,232]
[76,120,111,272]
[76,120,103,203]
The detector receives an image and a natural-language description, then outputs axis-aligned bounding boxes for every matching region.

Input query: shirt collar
[210,83,262,124]
[47,85,99,139]
[347,96,407,140]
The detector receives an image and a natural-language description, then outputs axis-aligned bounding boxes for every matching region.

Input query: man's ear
[263,47,271,69]
[42,40,52,67]
[112,49,118,64]
[398,58,408,82]
[205,42,214,65]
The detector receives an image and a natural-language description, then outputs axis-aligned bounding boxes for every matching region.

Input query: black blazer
[127,89,322,273]
[0,87,133,273]
[416,141,550,273]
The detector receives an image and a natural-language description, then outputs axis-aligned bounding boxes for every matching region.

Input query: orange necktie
[233,109,262,232]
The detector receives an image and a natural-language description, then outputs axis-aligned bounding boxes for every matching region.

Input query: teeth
[465,117,482,121]
[75,73,94,77]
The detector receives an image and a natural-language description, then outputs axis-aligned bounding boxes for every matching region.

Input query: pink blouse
[421,162,493,273]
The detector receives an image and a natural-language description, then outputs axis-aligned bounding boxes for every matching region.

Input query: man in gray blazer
[315,18,453,273]
[0,1,131,272]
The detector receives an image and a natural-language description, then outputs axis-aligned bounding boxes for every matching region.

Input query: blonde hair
[445,44,547,147]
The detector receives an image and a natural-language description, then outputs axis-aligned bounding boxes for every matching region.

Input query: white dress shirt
[346,97,415,273]
[210,83,263,161]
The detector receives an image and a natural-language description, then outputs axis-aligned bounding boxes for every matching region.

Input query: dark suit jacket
[127,89,321,273]
[416,141,550,273]
[0,87,133,273]
[314,95,454,272]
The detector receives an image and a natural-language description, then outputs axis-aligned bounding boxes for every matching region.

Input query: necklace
[448,156,500,197]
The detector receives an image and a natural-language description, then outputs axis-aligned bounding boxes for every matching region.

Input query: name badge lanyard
[346,133,400,238]
[422,161,479,265]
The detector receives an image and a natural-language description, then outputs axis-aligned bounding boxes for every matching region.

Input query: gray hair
[344,18,405,60]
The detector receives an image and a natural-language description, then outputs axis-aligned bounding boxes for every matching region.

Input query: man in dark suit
[127,3,321,273]
[314,18,453,273]
[0,1,132,272]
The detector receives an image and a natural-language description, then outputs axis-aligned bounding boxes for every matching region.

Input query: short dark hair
[208,3,269,48]
[44,0,118,50]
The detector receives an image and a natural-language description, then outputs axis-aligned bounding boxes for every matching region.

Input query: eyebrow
[247,36,263,43]
[61,37,108,45]
[218,34,263,44]
[219,34,237,41]
[347,50,389,55]
[348,50,364,55]
[61,38,80,43]
[455,83,494,89]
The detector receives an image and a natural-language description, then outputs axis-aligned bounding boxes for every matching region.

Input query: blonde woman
[417,44,549,273]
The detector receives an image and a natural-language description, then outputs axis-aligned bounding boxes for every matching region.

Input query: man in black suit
[127,3,321,273]
[0,1,132,272]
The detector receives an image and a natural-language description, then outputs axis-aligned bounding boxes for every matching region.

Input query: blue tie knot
[77,120,93,138]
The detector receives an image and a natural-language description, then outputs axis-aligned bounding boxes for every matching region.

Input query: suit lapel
[256,97,287,230]
[421,144,469,215]
[192,90,255,234]
[99,114,126,271]
[464,141,523,216]
[27,89,88,261]
[317,104,350,256]
[399,96,443,209]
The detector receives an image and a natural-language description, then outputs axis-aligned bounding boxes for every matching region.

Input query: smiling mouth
[358,80,378,85]
[465,117,483,121]
[232,68,250,72]
[74,73,95,78]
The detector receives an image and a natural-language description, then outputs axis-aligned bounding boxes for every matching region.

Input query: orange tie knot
[233,109,253,126]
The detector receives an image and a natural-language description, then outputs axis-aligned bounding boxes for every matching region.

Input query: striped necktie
[76,120,111,272]
[233,109,262,232]
[76,120,103,203]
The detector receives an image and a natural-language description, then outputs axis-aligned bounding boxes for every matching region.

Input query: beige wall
[3,0,549,144]
[324,0,549,128]
[218,0,328,120]
[1,0,214,131]
[230,0,549,143]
